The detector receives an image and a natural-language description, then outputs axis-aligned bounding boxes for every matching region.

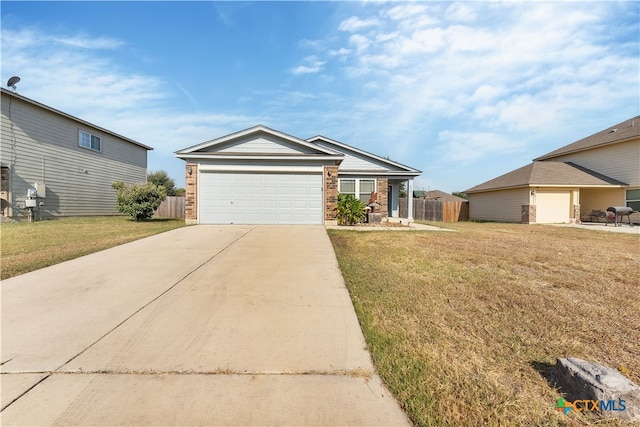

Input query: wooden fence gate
[399,198,468,222]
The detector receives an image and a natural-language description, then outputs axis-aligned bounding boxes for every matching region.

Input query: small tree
[112,181,167,221]
[452,191,468,200]
[336,194,367,225]
[147,170,178,196]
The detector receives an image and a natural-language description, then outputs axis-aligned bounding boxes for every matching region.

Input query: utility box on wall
[34,182,46,198]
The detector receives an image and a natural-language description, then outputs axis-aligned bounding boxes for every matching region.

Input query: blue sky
[2,1,638,192]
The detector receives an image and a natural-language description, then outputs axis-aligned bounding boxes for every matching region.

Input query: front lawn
[328,222,639,426]
[1,216,186,280]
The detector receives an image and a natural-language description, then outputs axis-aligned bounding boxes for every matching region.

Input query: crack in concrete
[2,368,374,379]
[0,227,257,413]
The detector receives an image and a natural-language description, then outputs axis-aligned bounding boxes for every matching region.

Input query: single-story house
[465,116,640,224]
[174,125,421,225]
[1,87,152,219]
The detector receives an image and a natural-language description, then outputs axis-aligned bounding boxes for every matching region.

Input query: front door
[387,185,392,217]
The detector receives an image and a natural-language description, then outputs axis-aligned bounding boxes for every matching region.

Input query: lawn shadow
[530,360,560,390]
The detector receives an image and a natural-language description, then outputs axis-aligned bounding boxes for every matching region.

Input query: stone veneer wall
[521,204,536,224]
[324,165,339,220]
[377,178,388,218]
[185,163,198,224]
[573,204,581,224]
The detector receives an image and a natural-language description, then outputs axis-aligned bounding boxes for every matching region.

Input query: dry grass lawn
[328,222,639,426]
[1,216,186,280]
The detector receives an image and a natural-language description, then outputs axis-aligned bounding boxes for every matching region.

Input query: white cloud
[0,26,255,187]
[51,34,124,49]
[349,34,371,53]
[445,3,478,23]
[339,16,380,32]
[437,131,526,164]
[384,4,428,21]
[328,47,351,57]
[290,55,326,75]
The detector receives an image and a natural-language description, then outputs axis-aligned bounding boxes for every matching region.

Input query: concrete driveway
[1,225,409,426]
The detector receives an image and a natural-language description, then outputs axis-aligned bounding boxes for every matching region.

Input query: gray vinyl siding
[213,135,318,154]
[314,141,401,172]
[1,92,148,218]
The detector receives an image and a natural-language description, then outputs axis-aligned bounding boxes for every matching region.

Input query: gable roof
[0,87,152,150]
[535,115,640,161]
[306,135,421,176]
[466,161,628,193]
[175,125,344,160]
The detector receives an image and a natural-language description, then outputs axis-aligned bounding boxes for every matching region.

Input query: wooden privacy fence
[399,198,469,222]
[154,196,185,219]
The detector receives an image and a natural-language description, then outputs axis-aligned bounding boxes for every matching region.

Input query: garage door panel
[199,172,322,224]
[536,191,570,223]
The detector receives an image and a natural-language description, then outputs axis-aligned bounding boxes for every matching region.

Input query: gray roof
[306,135,422,175]
[466,161,627,193]
[535,115,640,161]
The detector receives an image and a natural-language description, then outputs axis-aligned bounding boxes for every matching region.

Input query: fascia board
[307,135,422,173]
[175,125,342,156]
[175,153,343,162]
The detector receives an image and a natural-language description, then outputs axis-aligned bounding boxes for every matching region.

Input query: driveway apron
[1,225,409,426]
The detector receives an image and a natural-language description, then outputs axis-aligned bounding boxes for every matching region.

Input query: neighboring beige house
[174,125,421,225]
[466,116,640,224]
[1,87,152,219]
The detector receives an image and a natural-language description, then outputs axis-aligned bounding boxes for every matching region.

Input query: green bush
[336,193,367,225]
[111,181,167,221]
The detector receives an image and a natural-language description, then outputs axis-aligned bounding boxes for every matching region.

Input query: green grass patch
[328,222,639,426]
[1,216,187,279]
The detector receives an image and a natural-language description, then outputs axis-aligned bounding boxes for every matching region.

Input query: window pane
[626,189,640,200]
[627,200,640,211]
[91,135,101,151]
[360,179,375,193]
[339,179,355,193]
[79,131,90,148]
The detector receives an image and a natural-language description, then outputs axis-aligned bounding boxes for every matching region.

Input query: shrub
[336,193,367,225]
[111,181,167,221]
[147,170,179,196]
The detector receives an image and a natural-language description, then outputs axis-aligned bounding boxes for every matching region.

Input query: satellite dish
[7,76,20,92]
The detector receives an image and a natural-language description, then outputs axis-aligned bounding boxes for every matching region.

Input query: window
[339,178,376,203]
[626,189,640,212]
[79,130,101,151]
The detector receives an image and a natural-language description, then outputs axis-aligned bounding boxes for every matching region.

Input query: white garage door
[199,172,323,224]
[536,191,571,223]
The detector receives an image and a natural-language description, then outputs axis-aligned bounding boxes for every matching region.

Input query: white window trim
[626,188,640,211]
[79,130,102,152]
[338,178,377,203]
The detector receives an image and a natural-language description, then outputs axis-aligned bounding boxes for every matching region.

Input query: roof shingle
[534,116,640,160]
[465,161,627,193]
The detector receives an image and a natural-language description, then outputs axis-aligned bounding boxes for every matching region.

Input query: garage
[199,171,323,225]
[535,191,571,224]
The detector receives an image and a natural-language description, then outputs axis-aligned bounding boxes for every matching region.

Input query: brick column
[377,178,388,218]
[185,163,198,224]
[324,165,339,220]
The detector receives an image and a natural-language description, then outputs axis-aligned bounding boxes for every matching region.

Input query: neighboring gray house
[1,87,152,219]
[175,125,421,225]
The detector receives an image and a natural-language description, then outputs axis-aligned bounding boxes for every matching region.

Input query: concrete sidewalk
[1,225,409,426]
